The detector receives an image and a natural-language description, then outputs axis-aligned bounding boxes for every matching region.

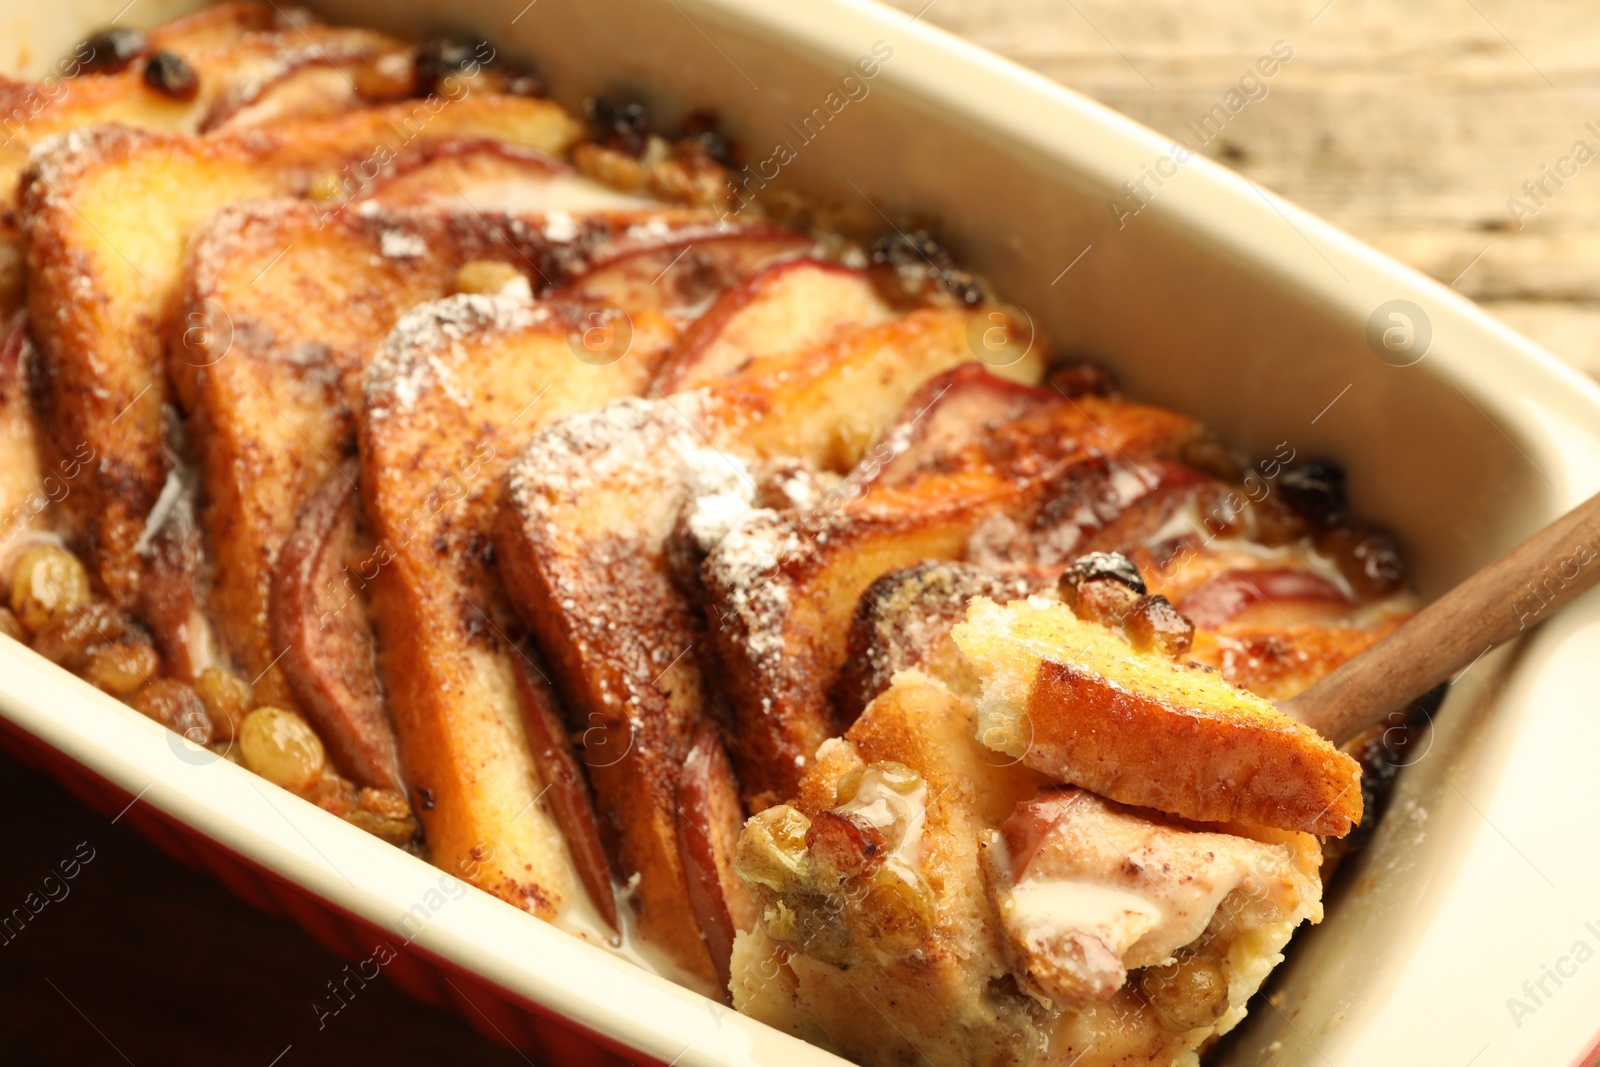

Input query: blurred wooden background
[5,3,1597,1066]
[883,0,1600,379]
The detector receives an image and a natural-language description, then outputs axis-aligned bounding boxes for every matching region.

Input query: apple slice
[559,225,812,322]
[354,141,658,215]
[676,719,754,997]
[655,258,893,392]
[1177,567,1353,628]
[512,657,619,933]
[271,461,403,792]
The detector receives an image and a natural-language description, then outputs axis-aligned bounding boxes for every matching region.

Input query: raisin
[1061,551,1146,597]
[131,679,212,747]
[1315,524,1405,600]
[31,602,127,669]
[1278,461,1347,529]
[75,28,148,75]
[868,230,985,308]
[1047,360,1120,399]
[1122,595,1195,656]
[1139,953,1229,1031]
[82,640,160,696]
[143,51,199,101]
[680,109,736,167]
[1060,552,1148,628]
[585,97,654,158]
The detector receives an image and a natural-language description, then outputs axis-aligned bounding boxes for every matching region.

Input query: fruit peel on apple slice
[951,595,1363,836]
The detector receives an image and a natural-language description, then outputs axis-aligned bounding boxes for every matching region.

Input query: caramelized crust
[952,596,1363,835]
[20,95,580,607]
[496,274,1037,973]
[704,374,1200,808]
[359,293,667,918]
[498,397,731,982]
[0,3,417,313]
[172,194,718,707]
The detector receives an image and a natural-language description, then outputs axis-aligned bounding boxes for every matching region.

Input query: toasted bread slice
[19,94,581,607]
[950,596,1363,835]
[496,303,1044,971]
[359,293,668,921]
[730,673,1323,1067]
[497,395,735,983]
[704,371,1200,808]
[176,195,783,710]
[0,9,417,313]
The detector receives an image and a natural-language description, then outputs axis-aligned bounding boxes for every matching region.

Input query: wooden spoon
[1279,490,1600,744]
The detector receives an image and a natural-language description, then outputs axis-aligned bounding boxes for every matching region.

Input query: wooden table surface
[883,0,1600,379]
[5,3,1596,1065]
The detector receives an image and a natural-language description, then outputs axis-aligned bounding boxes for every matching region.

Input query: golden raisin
[238,706,326,792]
[82,640,160,696]
[347,788,419,845]
[194,667,253,743]
[31,603,127,669]
[1139,953,1229,1032]
[453,259,526,296]
[9,545,92,634]
[130,679,213,746]
[1122,595,1195,657]
[734,805,812,890]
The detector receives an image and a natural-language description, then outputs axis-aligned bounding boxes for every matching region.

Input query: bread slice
[951,596,1363,835]
[730,672,1324,1066]
[19,93,581,606]
[496,300,1041,976]
[0,3,416,313]
[172,191,725,711]
[703,369,1200,809]
[358,292,669,921]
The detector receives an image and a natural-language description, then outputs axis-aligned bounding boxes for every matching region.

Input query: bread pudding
[0,4,1422,1059]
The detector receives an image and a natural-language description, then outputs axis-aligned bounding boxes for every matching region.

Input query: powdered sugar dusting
[706,509,804,674]
[364,292,540,424]
[380,228,427,258]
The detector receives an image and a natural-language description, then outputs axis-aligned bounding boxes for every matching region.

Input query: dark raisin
[1047,360,1119,398]
[1122,595,1195,656]
[1278,461,1347,529]
[415,36,491,92]
[585,97,654,158]
[415,786,436,811]
[867,230,985,308]
[75,27,148,75]
[1061,552,1148,628]
[1061,552,1146,596]
[490,58,544,98]
[680,109,737,167]
[1315,524,1406,600]
[143,51,198,101]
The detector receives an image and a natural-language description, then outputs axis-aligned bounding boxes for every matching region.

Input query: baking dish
[3,0,1600,1064]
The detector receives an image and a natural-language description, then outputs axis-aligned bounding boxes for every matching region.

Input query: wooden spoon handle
[1279,490,1600,744]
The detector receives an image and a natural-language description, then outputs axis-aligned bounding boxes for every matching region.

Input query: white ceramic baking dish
[4,1,1600,1064]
